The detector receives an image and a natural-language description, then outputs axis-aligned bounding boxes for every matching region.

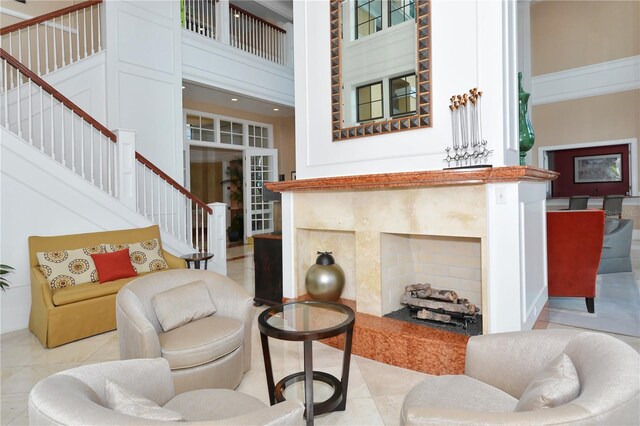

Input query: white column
[217,0,230,45]
[207,202,227,276]
[114,128,136,211]
[281,191,296,298]
[484,181,550,334]
[283,22,294,69]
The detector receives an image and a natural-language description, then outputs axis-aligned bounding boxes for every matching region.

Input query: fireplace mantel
[267,166,558,192]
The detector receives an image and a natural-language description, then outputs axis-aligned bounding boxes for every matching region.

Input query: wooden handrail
[0,49,116,142]
[229,4,286,34]
[135,152,213,214]
[0,0,102,36]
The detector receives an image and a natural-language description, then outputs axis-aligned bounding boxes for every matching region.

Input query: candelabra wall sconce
[443,88,493,169]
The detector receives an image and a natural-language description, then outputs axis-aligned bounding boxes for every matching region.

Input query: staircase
[0,1,226,275]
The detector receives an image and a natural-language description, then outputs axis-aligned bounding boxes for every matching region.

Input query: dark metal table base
[260,328,353,425]
[275,371,344,416]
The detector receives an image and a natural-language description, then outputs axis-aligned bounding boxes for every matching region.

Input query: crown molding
[531,55,640,105]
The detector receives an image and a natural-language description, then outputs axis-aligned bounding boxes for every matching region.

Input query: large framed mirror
[331,0,431,141]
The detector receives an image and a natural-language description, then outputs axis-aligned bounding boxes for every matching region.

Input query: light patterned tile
[373,394,406,426]
[1,363,80,394]
[1,392,28,425]
[357,355,428,398]
[315,397,384,425]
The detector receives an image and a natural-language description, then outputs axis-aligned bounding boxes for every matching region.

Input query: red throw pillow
[91,249,137,283]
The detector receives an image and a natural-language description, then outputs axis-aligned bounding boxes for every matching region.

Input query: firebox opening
[380,233,483,335]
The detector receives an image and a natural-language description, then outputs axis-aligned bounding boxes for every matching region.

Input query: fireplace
[269,166,557,335]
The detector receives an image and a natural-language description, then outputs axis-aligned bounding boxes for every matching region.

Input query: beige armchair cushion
[152,280,216,332]
[159,315,244,370]
[515,353,580,412]
[105,380,183,421]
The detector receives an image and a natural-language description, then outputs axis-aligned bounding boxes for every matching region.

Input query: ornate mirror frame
[330,0,432,141]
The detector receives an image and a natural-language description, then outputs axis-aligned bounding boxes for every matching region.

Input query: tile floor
[1,243,639,425]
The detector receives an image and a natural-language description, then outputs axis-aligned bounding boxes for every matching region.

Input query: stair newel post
[113,128,136,210]
[207,202,227,275]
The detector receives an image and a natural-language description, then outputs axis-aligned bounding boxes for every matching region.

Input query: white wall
[182,31,295,107]
[103,0,184,183]
[44,51,108,124]
[0,129,193,334]
[293,0,519,179]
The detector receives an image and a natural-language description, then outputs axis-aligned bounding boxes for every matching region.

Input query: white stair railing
[1,48,116,196]
[135,152,213,254]
[0,0,103,77]
[229,5,286,65]
[0,47,219,256]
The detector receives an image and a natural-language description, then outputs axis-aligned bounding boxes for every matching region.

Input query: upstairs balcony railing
[0,0,102,78]
[181,0,288,66]
[229,5,286,66]
[183,0,216,40]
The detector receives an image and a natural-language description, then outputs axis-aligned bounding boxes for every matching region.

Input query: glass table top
[259,301,355,339]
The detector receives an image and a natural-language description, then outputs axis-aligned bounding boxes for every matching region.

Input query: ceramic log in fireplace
[398,283,481,333]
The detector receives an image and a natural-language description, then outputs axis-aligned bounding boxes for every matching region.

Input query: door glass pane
[248,154,274,234]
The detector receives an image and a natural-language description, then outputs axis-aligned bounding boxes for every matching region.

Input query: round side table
[180,252,214,269]
[258,301,355,425]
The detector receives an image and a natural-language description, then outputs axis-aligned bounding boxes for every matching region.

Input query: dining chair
[568,195,589,210]
[602,195,624,218]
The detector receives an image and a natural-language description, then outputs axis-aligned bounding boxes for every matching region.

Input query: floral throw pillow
[106,239,168,274]
[37,245,105,289]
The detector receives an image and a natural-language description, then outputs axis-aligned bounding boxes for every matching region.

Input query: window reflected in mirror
[390,74,416,117]
[355,0,383,39]
[389,0,415,26]
[357,82,384,122]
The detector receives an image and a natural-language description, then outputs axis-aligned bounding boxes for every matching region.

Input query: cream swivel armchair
[599,218,633,273]
[116,269,253,393]
[28,358,304,425]
[401,329,639,425]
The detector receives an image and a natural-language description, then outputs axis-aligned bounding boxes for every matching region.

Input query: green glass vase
[518,72,535,165]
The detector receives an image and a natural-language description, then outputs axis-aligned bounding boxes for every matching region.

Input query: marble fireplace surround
[268,166,558,335]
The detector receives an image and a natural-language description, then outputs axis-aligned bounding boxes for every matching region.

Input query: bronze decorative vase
[305,251,345,302]
[518,72,535,165]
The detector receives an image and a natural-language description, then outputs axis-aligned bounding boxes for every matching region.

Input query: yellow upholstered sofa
[28,225,186,348]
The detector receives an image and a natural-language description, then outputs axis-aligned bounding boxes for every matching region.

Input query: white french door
[243,149,278,242]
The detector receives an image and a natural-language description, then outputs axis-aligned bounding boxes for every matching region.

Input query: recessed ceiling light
[273,108,279,111]
[231,98,238,102]
[181,85,185,89]
[234,13,240,18]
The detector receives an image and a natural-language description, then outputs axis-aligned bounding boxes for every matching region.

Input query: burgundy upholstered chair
[546,210,605,313]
